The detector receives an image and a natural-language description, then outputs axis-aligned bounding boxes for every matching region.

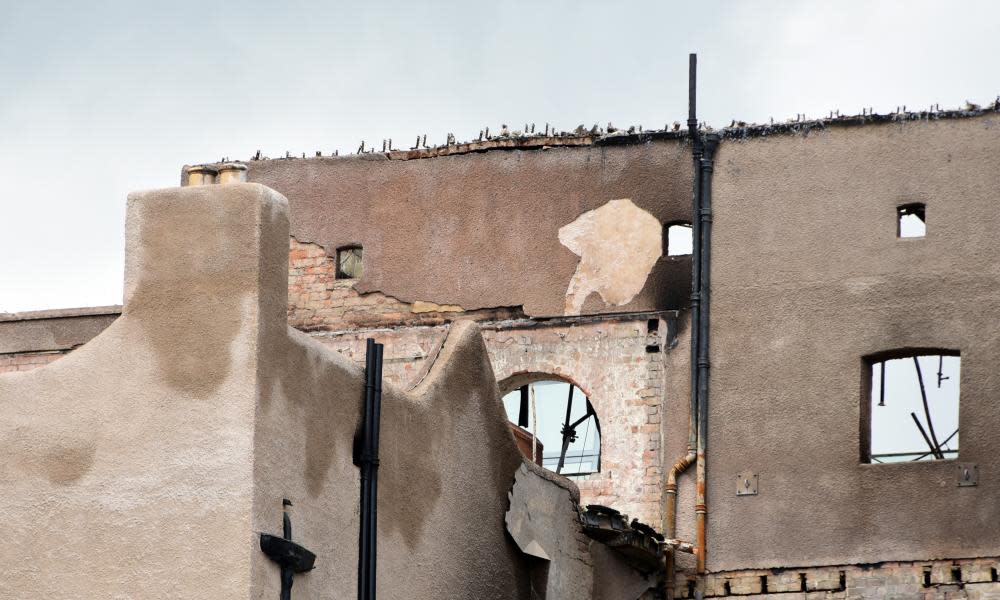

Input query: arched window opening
[501,380,601,476]
[864,350,960,463]
[663,221,693,256]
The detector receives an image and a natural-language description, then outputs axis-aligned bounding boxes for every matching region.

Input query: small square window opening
[897,203,926,238]
[336,246,363,279]
[664,222,693,256]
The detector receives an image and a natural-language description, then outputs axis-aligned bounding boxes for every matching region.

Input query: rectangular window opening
[898,203,926,238]
[865,351,960,463]
[336,246,364,279]
[664,222,693,256]
[647,318,660,334]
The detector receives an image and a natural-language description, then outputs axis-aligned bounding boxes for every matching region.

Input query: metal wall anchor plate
[957,463,978,487]
[736,473,758,496]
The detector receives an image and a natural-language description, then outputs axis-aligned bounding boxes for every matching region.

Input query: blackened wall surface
[241,141,693,317]
[707,114,1000,570]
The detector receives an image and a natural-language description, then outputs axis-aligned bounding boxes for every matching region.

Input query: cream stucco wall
[1,182,624,599]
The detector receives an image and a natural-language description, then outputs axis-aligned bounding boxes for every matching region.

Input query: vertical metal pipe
[366,342,384,598]
[695,133,719,574]
[665,53,703,600]
[517,385,529,428]
[912,357,943,459]
[556,385,575,474]
[687,52,703,457]
[358,339,375,600]
[879,361,886,406]
[281,501,293,600]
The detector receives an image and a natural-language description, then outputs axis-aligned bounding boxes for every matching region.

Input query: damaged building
[2,59,1000,598]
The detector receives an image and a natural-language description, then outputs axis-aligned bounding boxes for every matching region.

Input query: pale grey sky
[1,0,997,312]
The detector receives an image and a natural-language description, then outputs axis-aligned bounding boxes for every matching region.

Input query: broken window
[864,351,960,463]
[502,380,601,476]
[897,203,926,238]
[663,222,693,256]
[336,245,363,279]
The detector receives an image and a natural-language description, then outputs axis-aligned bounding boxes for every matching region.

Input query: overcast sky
[1,0,997,312]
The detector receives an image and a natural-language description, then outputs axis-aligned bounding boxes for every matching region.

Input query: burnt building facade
[3,101,1000,598]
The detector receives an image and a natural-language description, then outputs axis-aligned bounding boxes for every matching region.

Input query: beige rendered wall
[0,307,119,354]
[230,139,694,318]
[706,114,1000,571]
[1,181,605,598]
[250,317,539,599]
[0,184,281,598]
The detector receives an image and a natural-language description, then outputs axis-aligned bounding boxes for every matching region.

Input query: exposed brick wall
[288,237,521,331]
[0,351,65,373]
[308,326,448,389]
[674,558,1000,599]
[304,314,672,528]
[483,316,670,527]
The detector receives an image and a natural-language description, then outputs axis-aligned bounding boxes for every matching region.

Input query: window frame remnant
[503,380,602,477]
[861,349,960,464]
[663,221,694,257]
[897,203,926,238]
[335,245,364,279]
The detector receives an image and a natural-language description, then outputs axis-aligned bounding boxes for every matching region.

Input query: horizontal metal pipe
[662,539,698,554]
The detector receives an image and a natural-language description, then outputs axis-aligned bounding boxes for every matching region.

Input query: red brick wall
[308,327,449,389]
[484,317,668,528]
[0,352,64,374]
[304,315,670,528]
[288,237,520,331]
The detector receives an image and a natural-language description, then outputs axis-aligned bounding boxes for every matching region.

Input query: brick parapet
[675,557,1000,600]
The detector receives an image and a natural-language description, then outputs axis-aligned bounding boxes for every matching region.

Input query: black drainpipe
[664,54,707,600]
[358,338,384,600]
[665,54,704,600]
[695,131,719,574]
[688,53,703,465]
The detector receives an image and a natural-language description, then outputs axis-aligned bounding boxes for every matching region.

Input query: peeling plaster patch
[411,301,464,313]
[558,198,662,315]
